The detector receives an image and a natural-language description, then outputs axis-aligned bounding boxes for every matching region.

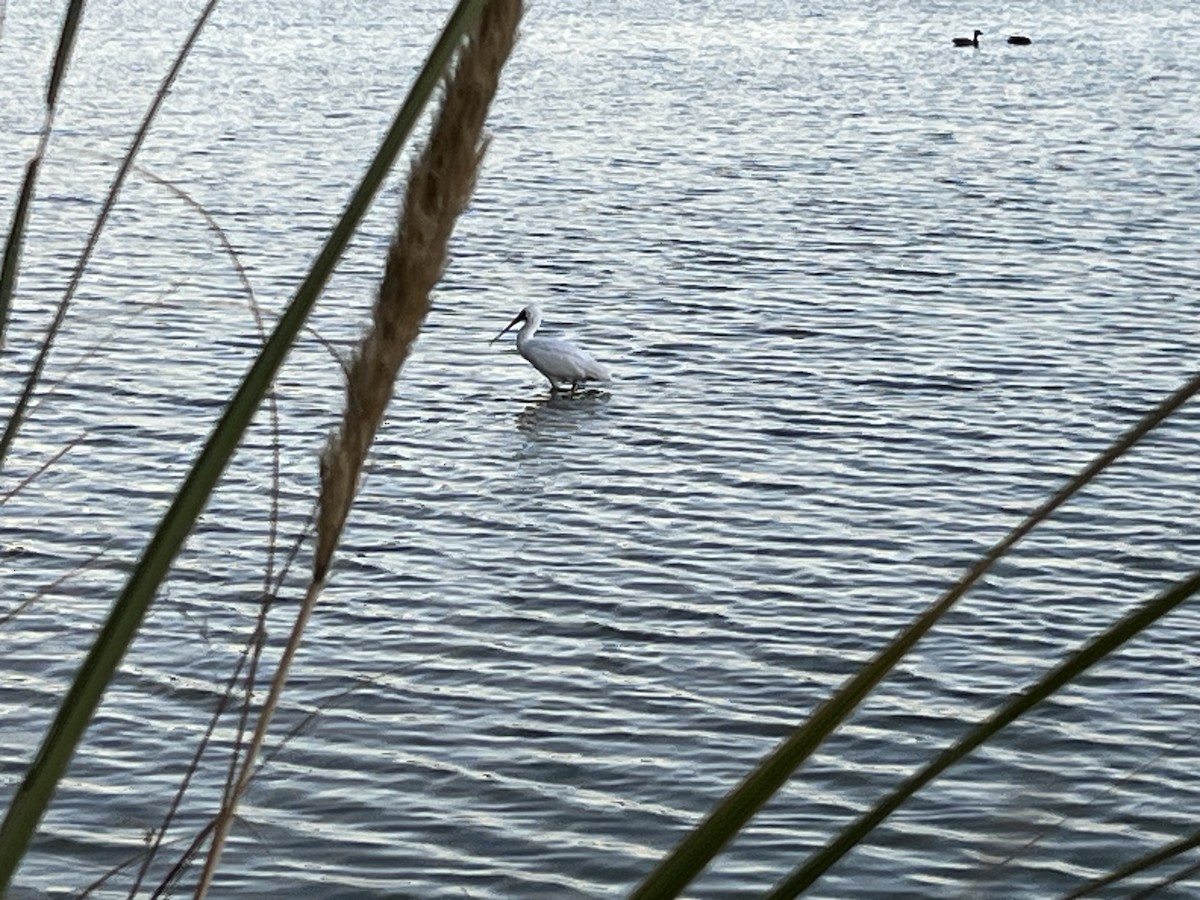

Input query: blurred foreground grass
[2,1,1199,897]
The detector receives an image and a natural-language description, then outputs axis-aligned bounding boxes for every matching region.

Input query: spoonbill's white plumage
[490,305,610,394]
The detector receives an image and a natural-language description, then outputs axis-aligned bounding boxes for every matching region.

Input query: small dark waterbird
[491,305,611,394]
[1007,35,1032,45]
[953,29,983,47]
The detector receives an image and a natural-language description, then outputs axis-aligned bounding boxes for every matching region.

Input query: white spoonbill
[490,305,611,394]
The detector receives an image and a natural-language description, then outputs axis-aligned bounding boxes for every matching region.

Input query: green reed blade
[1064,825,1200,898]
[46,0,86,111]
[768,568,1200,899]
[0,159,38,351]
[1,0,85,351]
[0,0,488,888]
[632,370,1200,900]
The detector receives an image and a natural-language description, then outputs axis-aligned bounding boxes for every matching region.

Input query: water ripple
[4,0,1200,897]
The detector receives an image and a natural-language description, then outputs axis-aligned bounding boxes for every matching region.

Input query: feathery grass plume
[316,0,522,583]
[0,1,509,890]
[193,2,523,894]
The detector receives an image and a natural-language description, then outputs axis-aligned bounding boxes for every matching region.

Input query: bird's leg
[569,381,579,397]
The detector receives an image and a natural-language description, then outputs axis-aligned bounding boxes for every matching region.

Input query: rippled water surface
[3,0,1200,897]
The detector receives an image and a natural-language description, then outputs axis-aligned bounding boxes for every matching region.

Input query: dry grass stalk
[315,0,523,583]
[193,2,523,894]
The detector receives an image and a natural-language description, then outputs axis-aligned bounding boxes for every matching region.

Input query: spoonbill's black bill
[491,305,610,394]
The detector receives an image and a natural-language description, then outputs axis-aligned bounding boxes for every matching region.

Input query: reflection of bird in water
[953,29,982,47]
[515,390,610,435]
[491,305,611,395]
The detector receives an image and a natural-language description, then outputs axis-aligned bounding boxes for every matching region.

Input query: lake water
[3,0,1200,897]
